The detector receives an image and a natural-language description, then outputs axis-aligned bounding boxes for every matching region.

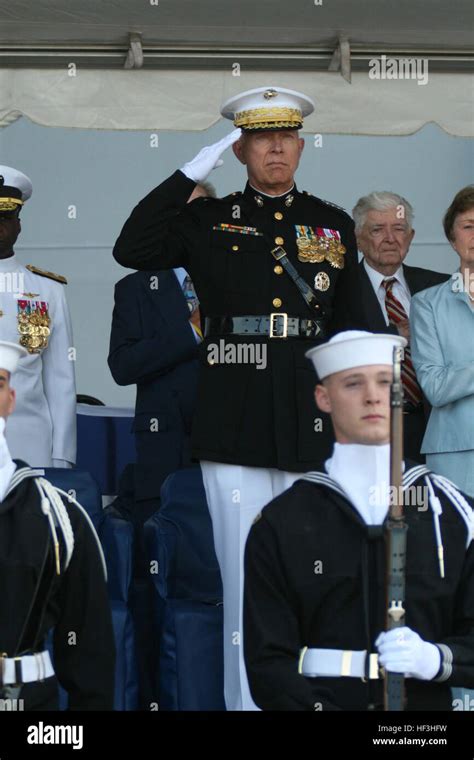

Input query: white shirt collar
[363,259,409,294]
[325,442,391,525]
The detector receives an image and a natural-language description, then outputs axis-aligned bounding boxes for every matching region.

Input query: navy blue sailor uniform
[0,462,115,710]
[244,465,474,711]
[113,171,358,471]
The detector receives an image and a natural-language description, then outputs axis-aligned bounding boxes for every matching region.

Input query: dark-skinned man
[0,165,76,468]
[113,86,359,710]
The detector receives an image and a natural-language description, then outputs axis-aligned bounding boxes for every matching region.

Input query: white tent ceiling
[1,0,473,55]
[0,0,473,135]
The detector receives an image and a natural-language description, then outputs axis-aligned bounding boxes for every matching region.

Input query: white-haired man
[244,330,474,711]
[348,192,449,462]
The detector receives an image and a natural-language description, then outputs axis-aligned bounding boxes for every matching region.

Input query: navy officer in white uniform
[0,165,76,468]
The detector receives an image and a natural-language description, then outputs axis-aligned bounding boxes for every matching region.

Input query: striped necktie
[382,277,422,406]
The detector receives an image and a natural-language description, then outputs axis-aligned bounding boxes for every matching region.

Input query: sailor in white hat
[0,338,115,710]
[244,330,474,710]
[0,165,76,468]
[113,87,360,710]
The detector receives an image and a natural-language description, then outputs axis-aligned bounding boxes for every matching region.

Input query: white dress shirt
[363,259,411,325]
[325,442,391,525]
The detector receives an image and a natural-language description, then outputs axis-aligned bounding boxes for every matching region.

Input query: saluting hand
[181,129,242,183]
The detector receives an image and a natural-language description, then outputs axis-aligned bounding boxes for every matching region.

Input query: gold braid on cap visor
[234,107,303,130]
[0,198,23,211]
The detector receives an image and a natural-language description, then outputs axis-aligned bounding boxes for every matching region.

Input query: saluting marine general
[113,86,359,709]
[0,166,76,468]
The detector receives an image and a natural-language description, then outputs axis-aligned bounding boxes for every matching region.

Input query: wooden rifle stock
[384,345,408,711]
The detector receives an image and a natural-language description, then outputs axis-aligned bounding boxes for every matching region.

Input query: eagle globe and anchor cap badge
[220,85,315,131]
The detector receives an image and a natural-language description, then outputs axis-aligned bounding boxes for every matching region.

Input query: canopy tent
[0,0,473,135]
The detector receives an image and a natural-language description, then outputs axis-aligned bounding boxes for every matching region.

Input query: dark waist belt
[204,314,327,340]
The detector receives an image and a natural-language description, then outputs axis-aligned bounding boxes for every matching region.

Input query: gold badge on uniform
[314,272,330,291]
[17,299,51,354]
[294,225,346,269]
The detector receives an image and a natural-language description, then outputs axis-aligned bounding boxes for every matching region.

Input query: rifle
[383,345,408,711]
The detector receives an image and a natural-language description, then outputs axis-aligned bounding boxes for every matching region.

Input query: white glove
[180,128,242,183]
[376,627,440,681]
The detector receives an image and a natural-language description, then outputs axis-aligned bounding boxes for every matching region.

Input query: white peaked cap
[220,86,315,130]
[305,330,407,380]
[0,165,33,211]
[0,341,28,373]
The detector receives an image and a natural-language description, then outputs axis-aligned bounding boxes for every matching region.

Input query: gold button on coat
[274,265,283,275]
[275,236,284,245]
[232,245,239,251]
[274,211,283,220]
[272,297,282,308]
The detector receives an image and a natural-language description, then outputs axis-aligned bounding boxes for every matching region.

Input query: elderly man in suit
[350,191,449,462]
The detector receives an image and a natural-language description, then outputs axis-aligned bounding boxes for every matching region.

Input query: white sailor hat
[0,165,33,212]
[0,341,27,374]
[220,86,315,131]
[306,330,407,380]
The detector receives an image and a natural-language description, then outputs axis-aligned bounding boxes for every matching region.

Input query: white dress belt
[299,647,380,679]
[0,650,54,685]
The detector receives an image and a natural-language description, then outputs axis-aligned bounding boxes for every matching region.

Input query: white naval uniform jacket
[0,254,76,467]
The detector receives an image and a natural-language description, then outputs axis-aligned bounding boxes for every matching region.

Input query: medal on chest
[17,299,51,353]
[295,225,346,268]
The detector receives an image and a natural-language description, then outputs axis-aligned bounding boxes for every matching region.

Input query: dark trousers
[403,405,426,464]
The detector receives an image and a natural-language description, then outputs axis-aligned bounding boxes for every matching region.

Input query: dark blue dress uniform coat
[0,463,115,710]
[113,170,359,471]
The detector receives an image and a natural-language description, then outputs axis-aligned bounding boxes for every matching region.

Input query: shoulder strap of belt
[270,244,331,320]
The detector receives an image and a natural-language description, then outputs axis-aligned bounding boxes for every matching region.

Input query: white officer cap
[0,341,27,374]
[0,165,33,212]
[306,330,407,380]
[221,86,314,131]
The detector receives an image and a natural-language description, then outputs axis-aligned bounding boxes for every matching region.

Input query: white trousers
[201,461,305,711]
